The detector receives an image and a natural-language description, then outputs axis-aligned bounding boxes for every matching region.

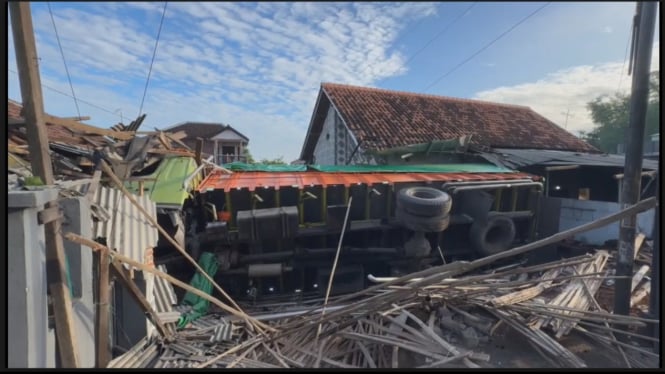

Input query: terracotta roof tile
[8,99,107,148]
[321,83,598,153]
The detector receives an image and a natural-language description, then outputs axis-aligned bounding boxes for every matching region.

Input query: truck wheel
[470,215,516,256]
[396,206,450,232]
[397,186,452,217]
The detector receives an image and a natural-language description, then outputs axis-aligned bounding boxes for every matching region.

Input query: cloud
[8,2,437,161]
[474,43,660,136]
[602,26,613,33]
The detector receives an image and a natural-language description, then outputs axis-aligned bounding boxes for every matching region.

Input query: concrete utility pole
[614,2,657,325]
[10,2,80,367]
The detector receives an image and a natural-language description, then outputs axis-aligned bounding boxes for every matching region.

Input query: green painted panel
[126,156,200,207]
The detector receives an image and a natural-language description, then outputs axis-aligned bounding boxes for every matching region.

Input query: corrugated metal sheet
[70,184,159,337]
[198,170,537,192]
[488,148,660,170]
[154,265,179,336]
[125,156,202,208]
[89,186,159,265]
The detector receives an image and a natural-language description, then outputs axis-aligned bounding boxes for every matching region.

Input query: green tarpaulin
[177,252,219,328]
[221,162,513,174]
[223,162,307,172]
[308,163,515,173]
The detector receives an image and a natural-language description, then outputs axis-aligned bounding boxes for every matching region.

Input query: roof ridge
[321,82,532,110]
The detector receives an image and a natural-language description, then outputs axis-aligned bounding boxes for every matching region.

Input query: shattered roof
[301,83,598,160]
[8,99,109,148]
[484,148,660,170]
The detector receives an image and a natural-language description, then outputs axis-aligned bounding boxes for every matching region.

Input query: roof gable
[301,83,598,159]
[164,122,249,142]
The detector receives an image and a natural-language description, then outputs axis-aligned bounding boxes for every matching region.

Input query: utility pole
[10,2,80,367]
[614,1,657,329]
[561,108,573,130]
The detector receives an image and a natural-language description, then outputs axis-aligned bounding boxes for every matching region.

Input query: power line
[47,2,81,118]
[8,68,124,120]
[617,5,638,94]
[137,1,167,118]
[404,2,478,67]
[423,2,551,92]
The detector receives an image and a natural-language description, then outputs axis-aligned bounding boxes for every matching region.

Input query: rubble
[92,242,658,369]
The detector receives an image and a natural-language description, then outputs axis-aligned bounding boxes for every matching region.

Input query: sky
[7,2,660,162]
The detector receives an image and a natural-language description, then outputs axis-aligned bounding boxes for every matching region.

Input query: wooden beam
[43,114,136,140]
[60,116,91,121]
[109,261,171,340]
[64,232,274,333]
[37,206,63,225]
[147,148,195,157]
[10,2,80,368]
[95,251,111,368]
[195,138,204,166]
[157,132,172,150]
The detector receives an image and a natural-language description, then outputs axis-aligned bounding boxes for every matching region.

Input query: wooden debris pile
[7,99,200,183]
[106,250,659,369]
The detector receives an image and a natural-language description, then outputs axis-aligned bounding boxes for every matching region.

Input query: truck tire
[396,206,451,232]
[470,215,516,256]
[397,186,452,217]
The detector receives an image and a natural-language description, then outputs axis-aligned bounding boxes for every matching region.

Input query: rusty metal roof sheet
[197,170,537,192]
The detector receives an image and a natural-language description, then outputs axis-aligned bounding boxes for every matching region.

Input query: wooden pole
[10,2,80,367]
[195,138,204,166]
[95,252,110,368]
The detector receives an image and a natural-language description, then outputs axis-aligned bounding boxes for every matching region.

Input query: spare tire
[397,186,452,217]
[470,215,516,256]
[396,206,450,232]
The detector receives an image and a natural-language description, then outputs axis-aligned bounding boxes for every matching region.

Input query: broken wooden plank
[630,282,650,307]
[630,265,650,293]
[491,267,562,306]
[147,148,195,157]
[43,114,136,140]
[633,233,646,260]
[37,205,63,225]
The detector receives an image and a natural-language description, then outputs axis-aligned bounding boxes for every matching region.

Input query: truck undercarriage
[156,168,543,301]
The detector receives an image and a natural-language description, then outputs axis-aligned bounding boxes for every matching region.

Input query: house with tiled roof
[164,122,249,164]
[300,83,599,165]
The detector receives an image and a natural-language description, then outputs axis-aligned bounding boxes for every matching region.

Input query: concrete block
[8,189,59,208]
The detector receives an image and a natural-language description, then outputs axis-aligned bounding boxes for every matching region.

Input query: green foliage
[242,147,255,164]
[258,156,286,165]
[23,176,45,186]
[583,71,659,153]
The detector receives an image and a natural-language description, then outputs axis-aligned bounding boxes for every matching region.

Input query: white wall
[312,106,375,165]
[556,197,655,245]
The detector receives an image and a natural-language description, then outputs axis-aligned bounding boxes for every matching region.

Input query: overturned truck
[173,164,543,300]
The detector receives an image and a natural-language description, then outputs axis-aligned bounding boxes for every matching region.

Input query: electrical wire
[47,2,81,118]
[137,1,168,118]
[9,68,124,119]
[403,2,478,67]
[423,2,551,92]
[616,15,635,94]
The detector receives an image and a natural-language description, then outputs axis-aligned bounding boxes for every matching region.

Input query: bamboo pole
[63,232,272,333]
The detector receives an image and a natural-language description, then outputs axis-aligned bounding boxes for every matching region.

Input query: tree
[242,147,255,164]
[583,71,659,153]
[258,156,286,165]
